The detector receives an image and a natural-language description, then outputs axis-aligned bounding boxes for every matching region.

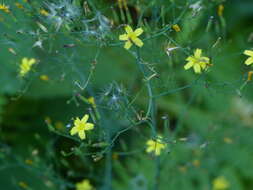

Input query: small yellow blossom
[15,3,24,9]
[40,9,49,16]
[19,58,36,77]
[76,179,93,190]
[25,159,33,165]
[247,71,253,81]
[45,116,52,125]
[212,176,230,190]
[0,3,10,13]
[112,152,119,160]
[119,25,144,49]
[172,24,181,32]
[192,159,200,167]
[223,137,233,144]
[55,121,64,130]
[218,4,224,17]
[243,50,253,65]
[146,136,166,156]
[40,75,49,81]
[88,97,96,108]
[18,181,28,189]
[184,49,210,74]
[178,166,187,173]
[70,114,94,140]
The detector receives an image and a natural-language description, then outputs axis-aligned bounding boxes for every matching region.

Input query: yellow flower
[212,176,230,190]
[18,181,28,189]
[0,3,10,13]
[25,159,33,165]
[223,137,233,144]
[70,114,94,140]
[172,24,181,32]
[19,58,36,77]
[146,136,166,156]
[40,75,49,81]
[218,4,224,17]
[88,97,96,108]
[184,49,210,74]
[40,9,49,16]
[247,71,253,81]
[243,50,253,65]
[76,179,93,190]
[119,25,144,49]
[192,159,200,167]
[15,3,24,9]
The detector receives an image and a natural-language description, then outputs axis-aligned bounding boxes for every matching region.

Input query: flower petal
[245,57,253,65]
[184,61,194,70]
[74,117,81,126]
[199,62,207,69]
[146,146,154,153]
[186,56,195,62]
[81,114,89,123]
[85,123,94,130]
[119,34,128,41]
[201,57,210,63]
[125,25,133,34]
[28,58,36,66]
[70,127,78,135]
[124,41,132,49]
[194,49,202,58]
[132,37,143,47]
[193,64,201,73]
[134,28,143,36]
[22,57,28,64]
[78,130,86,140]
[146,140,155,146]
[244,50,253,57]
[155,148,161,156]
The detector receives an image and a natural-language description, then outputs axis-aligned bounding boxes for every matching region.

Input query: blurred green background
[0,0,253,189]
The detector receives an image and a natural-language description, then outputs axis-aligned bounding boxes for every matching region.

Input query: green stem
[135,48,156,133]
[135,47,159,190]
[154,156,161,190]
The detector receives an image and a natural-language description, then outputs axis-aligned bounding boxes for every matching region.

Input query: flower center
[128,32,136,40]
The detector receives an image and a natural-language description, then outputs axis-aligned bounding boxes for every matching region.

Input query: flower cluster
[118,26,253,75]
